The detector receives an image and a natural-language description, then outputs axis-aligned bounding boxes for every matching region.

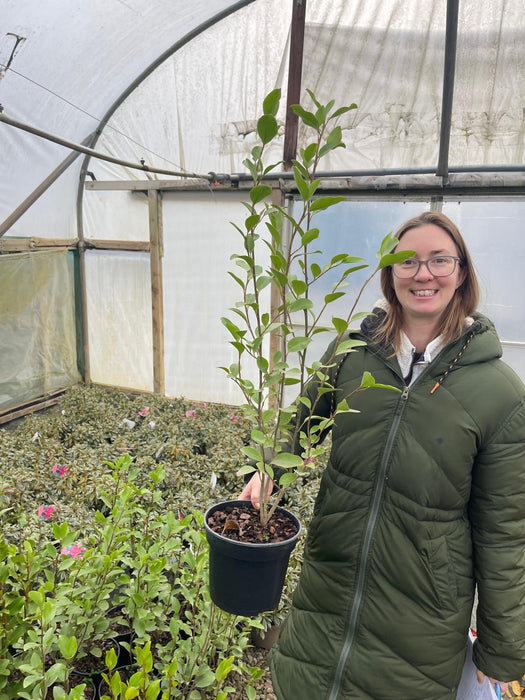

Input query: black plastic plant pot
[204,500,301,617]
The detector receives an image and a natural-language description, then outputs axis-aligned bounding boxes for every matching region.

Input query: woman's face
[392,224,465,326]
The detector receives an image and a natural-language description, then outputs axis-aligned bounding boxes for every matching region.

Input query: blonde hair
[374,211,480,351]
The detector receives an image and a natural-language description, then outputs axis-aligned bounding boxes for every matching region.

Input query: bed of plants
[0,384,324,700]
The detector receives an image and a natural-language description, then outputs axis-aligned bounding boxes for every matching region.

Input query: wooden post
[148,190,165,395]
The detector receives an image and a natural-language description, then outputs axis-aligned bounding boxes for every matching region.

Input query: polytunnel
[1,0,525,419]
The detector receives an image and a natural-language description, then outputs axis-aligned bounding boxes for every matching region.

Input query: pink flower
[231,416,239,423]
[185,410,197,419]
[178,511,184,522]
[61,544,86,559]
[137,407,150,417]
[37,505,55,521]
[203,403,209,410]
[52,463,68,477]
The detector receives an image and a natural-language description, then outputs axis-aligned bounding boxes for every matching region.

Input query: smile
[411,290,437,297]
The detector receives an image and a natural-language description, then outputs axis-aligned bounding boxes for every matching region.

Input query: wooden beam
[0,389,66,425]
[0,237,78,252]
[83,239,150,252]
[148,190,165,395]
[283,0,307,168]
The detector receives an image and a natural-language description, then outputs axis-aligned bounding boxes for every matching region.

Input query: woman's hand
[475,669,508,696]
[238,472,274,510]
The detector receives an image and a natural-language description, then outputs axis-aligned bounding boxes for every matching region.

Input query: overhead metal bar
[0,111,213,182]
[83,163,525,193]
[283,0,307,168]
[436,0,460,181]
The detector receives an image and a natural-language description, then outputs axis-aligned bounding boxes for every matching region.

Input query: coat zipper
[327,384,410,700]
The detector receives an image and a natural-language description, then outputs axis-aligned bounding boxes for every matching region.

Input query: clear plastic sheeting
[0,0,254,238]
[85,250,153,391]
[0,250,80,411]
[162,191,266,404]
[1,0,524,241]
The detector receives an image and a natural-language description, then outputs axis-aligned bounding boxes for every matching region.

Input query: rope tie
[430,331,475,394]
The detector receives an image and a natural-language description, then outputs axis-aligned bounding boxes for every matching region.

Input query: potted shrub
[204,89,411,615]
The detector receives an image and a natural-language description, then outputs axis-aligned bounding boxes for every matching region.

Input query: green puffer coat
[270,312,525,700]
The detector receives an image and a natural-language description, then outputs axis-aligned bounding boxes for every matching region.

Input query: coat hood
[359,305,502,374]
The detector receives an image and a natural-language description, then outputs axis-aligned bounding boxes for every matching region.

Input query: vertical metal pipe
[283,0,307,168]
[436,0,460,181]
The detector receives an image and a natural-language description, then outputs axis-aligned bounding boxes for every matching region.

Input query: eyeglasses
[392,256,462,279]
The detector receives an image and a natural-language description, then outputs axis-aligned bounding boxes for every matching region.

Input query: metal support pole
[283,0,307,168]
[436,0,459,182]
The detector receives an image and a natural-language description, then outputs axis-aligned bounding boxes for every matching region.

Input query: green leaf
[245,213,260,229]
[378,249,414,269]
[263,89,281,116]
[287,336,311,353]
[360,371,402,392]
[195,664,216,688]
[53,522,68,540]
[241,446,262,462]
[279,472,298,487]
[256,275,273,292]
[221,317,241,338]
[308,178,321,198]
[335,338,367,355]
[246,687,257,700]
[257,114,278,144]
[324,292,345,304]
[378,231,398,257]
[350,311,375,322]
[311,262,321,278]
[301,228,319,245]
[300,142,317,166]
[318,126,344,158]
[330,103,358,119]
[215,656,234,683]
[332,317,348,335]
[305,88,322,109]
[310,196,345,212]
[296,395,311,409]
[243,158,258,181]
[291,279,307,295]
[236,465,256,476]
[250,184,272,204]
[251,429,267,444]
[293,167,311,201]
[58,635,77,661]
[290,104,319,129]
[288,298,314,312]
[256,356,269,373]
[271,453,304,468]
[45,662,66,686]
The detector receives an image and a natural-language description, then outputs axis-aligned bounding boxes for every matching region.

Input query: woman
[240,211,525,699]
